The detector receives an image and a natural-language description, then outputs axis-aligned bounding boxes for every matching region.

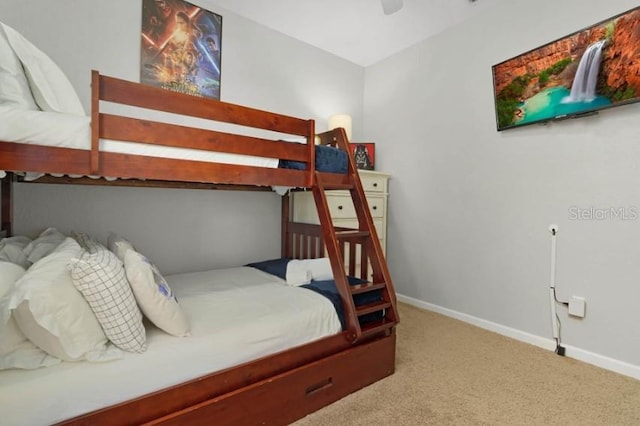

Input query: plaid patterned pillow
[70,247,147,353]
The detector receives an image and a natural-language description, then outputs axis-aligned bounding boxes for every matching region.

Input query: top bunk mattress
[0,265,341,425]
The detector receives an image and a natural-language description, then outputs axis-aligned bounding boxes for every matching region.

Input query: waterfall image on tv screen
[492,6,640,131]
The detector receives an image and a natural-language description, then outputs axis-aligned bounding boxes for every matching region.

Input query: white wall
[0,0,364,274]
[365,0,640,370]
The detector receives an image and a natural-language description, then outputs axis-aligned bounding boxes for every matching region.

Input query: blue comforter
[279,144,348,174]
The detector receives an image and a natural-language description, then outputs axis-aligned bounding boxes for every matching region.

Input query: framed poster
[140,0,222,99]
[351,143,375,170]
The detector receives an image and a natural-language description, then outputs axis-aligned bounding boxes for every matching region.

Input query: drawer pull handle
[338,205,343,210]
[373,183,378,187]
[306,377,333,396]
[372,206,377,210]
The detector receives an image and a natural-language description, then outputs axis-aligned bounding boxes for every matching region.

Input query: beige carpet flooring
[293,303,640,425]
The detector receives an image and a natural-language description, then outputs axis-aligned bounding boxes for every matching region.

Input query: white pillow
[285,258,334,285]
[22,227,66,264]
[0,23,38,110]
[107,232,135,262]
[1,22,85,116]
[7,237,120,362]
[0,235,32,269]
[0,235,31,248]
[0,102,90,147]
[285,259,312,286]
[305,257,334,281]
[0,262,30,351]
[70,247,147,353]
[0,261,60,370]
[124,250,190,337]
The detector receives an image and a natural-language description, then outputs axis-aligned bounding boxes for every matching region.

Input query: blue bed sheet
[246,258,382,330]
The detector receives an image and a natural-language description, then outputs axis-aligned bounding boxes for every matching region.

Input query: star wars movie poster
[141,0,222,99]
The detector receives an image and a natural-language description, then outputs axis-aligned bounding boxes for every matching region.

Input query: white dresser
[291,170,390,279]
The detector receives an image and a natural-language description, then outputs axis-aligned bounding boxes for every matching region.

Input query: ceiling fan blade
[381,0,403,15]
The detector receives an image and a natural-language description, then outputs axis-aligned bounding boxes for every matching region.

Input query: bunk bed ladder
[312,129,399,344]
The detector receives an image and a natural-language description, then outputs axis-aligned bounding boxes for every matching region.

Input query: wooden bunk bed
[0,71,399,425]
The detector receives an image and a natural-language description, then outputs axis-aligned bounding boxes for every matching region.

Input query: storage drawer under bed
[150,332,396,426]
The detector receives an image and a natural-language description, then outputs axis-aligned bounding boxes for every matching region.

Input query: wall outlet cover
[568,296,586,318]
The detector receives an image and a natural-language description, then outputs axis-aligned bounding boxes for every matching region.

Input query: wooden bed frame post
[90,70,100,175]
[308,119,316,188]
[1,172,13,237]
[281,193,290,257]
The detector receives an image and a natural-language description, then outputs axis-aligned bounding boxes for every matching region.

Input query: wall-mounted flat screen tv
[492,6,640,131]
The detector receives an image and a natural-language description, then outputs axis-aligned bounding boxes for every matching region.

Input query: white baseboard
[397,293,640,381]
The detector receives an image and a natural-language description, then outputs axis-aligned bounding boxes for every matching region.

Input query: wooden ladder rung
[335,230,370,239]
[322,183,354,190]
[360,318,395,338]
[350,282,386,295]
[316,172,353,190]
[356,301,391,317]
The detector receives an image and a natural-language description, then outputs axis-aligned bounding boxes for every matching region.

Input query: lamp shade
[328,114,352,141]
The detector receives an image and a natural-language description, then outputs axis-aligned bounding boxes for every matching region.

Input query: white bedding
[0,104,280,181]
[0,266,341,426]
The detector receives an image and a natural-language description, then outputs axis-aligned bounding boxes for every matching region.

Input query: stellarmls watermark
[568,206,638,221]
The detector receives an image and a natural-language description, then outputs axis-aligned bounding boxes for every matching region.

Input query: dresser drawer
[327,195,356,219]
[359,173,387,193]
[291,170,389,259]
[367,197,385,218]
[327,195,384,219]
[292,192,385,222]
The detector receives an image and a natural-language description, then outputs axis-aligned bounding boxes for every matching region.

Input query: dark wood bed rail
[96,72,310,136]
[0,71,319,188]
[283,221,325,259]
[91,71,316,187]
[283,220,371,279]
[1,172,13,237]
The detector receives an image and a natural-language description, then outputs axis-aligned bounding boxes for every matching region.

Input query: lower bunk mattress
[0,266,342,426]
